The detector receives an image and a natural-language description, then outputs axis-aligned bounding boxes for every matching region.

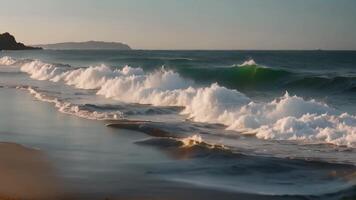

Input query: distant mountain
[35,41,131,50]
[0,32,41,50]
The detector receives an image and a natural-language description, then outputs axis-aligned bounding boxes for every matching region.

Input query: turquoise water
[0,50,355,199]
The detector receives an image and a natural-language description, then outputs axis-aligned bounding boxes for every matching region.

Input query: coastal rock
[0,32,41,50]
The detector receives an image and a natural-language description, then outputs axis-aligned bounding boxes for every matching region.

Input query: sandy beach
[0,142,63,200]
[0,141,301,200]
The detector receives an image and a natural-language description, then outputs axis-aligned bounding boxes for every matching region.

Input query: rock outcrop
[0,32,41,50]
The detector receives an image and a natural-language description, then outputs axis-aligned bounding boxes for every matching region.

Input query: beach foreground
[0,142,62,200]
[0,143,301,200]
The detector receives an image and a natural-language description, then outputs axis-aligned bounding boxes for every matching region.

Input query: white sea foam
[238,59,257,67]
[180,134,204,147]
[24,87,122,120]
[4,56,356,147]
[0,56,17,65]
[225,93,356,147]
[51,65,144,89]
[20,60,68,80]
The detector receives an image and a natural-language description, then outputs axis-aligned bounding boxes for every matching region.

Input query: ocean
[0,50,355,199]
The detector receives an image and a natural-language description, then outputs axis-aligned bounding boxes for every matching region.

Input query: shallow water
[0,50,355,199]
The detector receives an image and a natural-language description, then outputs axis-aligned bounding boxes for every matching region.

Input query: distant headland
[34,41,131,50]
[0,32,42,50]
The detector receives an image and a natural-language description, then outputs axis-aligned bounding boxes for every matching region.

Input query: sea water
[0,50,355,199]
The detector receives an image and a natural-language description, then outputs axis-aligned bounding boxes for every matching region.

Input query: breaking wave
[238,58,257,67]
[178,65,291,89]
[0,56,16,65]
[3,56,356,148]
[18,86,123,120]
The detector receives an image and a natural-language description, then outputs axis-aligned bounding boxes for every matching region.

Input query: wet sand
[0,142,63,200]
[0,141,304,200]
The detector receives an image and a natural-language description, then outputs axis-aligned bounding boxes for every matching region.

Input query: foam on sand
[22,86,123,120]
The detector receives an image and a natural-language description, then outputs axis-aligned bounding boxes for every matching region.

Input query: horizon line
[22,48,356,51]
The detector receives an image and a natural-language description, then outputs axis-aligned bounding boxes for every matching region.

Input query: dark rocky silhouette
[35,41,131,50]
[0,32,41,50]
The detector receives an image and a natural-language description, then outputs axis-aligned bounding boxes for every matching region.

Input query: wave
[4,56,355,92]
[0,56,16,65]
[135,134,233,160]
[19,86,176,120]
[177,59,356,91]
[3,56,356,148]
[135,134,356,196]
[137,134,226,150]
[20,60,70,80]
[286,76,356,91]
[178,65,291,89]
[238,58,257,67]
[17,86,123,120]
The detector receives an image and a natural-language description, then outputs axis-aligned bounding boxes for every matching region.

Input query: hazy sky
[1,0,355,50]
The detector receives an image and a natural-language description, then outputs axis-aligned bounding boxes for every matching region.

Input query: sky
[1,0,355,50]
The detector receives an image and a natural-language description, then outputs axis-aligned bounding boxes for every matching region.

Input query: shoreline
[0,142,303,200]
